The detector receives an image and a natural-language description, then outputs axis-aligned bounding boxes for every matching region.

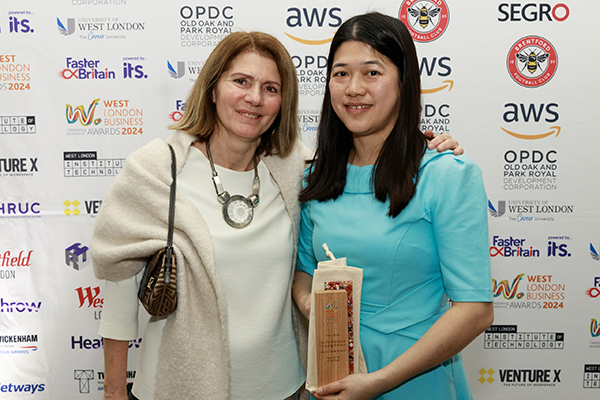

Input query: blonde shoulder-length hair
[170,31,299,157]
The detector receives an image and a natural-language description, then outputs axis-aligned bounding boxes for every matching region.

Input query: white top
[100,146,304,399]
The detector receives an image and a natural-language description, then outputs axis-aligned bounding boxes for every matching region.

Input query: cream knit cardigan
[91,130,310,399]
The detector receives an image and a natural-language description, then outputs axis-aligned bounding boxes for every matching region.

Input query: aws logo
[507,35,558,88]
[400,0,450,43]
[420,57,453,94]
[501,102,561,140]
[284,7,342,45]
[493,274,525,300]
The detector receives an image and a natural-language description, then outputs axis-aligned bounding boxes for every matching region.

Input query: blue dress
[296,149,492,399]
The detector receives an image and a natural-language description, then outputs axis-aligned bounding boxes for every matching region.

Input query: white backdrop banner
[1,1,599,399]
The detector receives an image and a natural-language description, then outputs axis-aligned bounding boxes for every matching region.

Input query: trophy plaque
[314,289,350,386]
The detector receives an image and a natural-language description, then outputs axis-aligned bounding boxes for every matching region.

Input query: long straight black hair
[299,12,425,217]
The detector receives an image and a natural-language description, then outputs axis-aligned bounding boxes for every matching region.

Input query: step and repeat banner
[1,0,598,399]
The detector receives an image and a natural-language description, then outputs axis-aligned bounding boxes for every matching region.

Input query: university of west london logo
[399,0,450,43]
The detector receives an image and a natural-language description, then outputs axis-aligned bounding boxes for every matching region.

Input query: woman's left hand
[424,130,464,155]
[311,374,381,400]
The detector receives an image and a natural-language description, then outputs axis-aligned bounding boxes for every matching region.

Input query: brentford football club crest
[507,36,558,88]
[399,0,450,43]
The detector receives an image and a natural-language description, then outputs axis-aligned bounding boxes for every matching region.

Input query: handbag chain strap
[164,144,177,284]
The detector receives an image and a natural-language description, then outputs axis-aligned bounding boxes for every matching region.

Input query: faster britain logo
[61,57,116,80]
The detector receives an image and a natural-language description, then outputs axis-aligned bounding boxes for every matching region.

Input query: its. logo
[57,17,75,36]
[167,61,185,79]
[478,368,495,384]
[74,370,94,394]
[66,99,102,126]
[64,199,80,216]
[591,319,600,338]
[591,243,599,261]
[400,0,450,43]
[488,200,505,217]
[493,274,525,300]
[507,36,558,88]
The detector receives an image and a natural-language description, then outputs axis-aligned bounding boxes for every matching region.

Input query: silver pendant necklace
[205,140,260,229]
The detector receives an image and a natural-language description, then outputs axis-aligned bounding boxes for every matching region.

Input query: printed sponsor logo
[0,298,41,313]
[65,99,144,136]
[583,364,600,389]
[0,250,33,280]
[57,16,145,40]
[507,36,558,88]
[179,5,234,48]
[122,57,148,79]
[75,370,137,394]
[63,152,125,177]
[590,244,599,261]
[488,199,573,221]
[61,57,116,80]
[167,61,203,83]
[493,273,565,310]
[0,202,40,218]
[284,7,341,45]
[169,100,186,122]
[498,3,570,22]
[420,103,450,134]
[586,278,600,299]
[75,286,104,320]
[400,0,450,43]
[65,243,89,271]
[7,11,35,34]
[298,110,320,136]
[490,236,540,258]
[0,55,32,91]
[479,366,561,387]
[419,56,453,99]
[484,325,564,349]
[0,334,39,355]
[0,157,38,177]
[501,103,560,142]
[0,116,36,133]
[502,149,559,190]
[71,336,142,350]
[0,382,45,394]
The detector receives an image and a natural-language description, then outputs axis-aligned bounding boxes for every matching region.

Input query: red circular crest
[399,0,450,43]
[507,36,558,88]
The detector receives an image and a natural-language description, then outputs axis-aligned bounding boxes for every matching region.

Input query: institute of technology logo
[507,36,558,88]
[399,0,450,43]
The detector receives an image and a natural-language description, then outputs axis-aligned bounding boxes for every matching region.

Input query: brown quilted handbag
[137,144,178,317]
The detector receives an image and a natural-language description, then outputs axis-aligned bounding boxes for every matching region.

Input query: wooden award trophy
[314,290,350,386]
